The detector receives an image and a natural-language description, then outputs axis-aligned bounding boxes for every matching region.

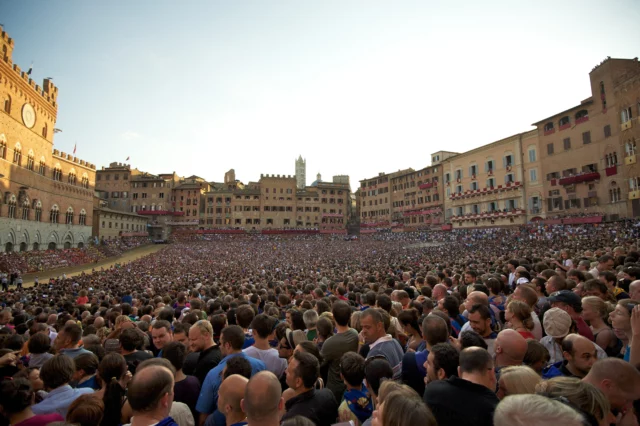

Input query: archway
[63,241,71,249]
[19,242,27,252]
[48,242,57,250]
[5,242,13,253]
[77,242,84,249]
[32,242,39,251]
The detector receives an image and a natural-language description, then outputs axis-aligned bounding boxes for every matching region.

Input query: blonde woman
[372,381,436,426]
[496,365,541,400]
[581,296,620,357]
[505,300,535,340]
[535,376,610,426]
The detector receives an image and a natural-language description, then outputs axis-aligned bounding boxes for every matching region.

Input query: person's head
[188,319,214,353]
[119,327,144,353]
[161,341,187,373]
[523,340,550,375]
[218,374,249,420]
[397,309,421,337]
[628,280,640,300]
[463,291,488,313]
[332,301,352,327]
[27,332,51,355]
[425,343,459,384]
[251,314,276,340]
[286,351,319,392]
[364,357,393,400]
[302,310,318,331]
[223,355,252,380]
[372,387,436,426]
[151,320,173,350]
[458,347,495,390]
[55,323,83,350]
[583,357,640,411]
[360,308,387,344]
[496,365,541,400]
[66,394,104,426]
[494,329,528,368]
[494,394,586,426]
[608,299,637,333]
[543,307,572,340]
[339,352,366,388]
[597,255,615,272]
[171,322,190,347]
[220,325,245,357]
[422,314,449,348]
[0,377,34,415]
[40,354,75,390]
[467,304,492,337]
[535,376,610,425]
[316,317,334,341]
[582,279,609,300]
[242,371,284,424]
[73,352,99,382]
[127,364,174,418]
[505,300,533,331]
[562,334,597,378]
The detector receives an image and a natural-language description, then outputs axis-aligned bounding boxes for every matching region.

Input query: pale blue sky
[1,1,639,186]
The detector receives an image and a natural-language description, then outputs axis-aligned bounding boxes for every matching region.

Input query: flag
[126,156,130,161]
[27,62,33,76]
[73,143,76,155]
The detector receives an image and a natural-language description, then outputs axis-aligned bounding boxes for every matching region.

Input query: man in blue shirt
[196,325,265,426]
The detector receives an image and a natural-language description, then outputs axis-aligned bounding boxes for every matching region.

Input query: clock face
[22,103,36,129]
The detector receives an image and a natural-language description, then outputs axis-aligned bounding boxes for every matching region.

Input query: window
[505,174,514,184]
[38,159,45,175]
[81,175,89,189]
[622,107,633,123]
[52,167,62,181]
[455,169,462,180]
[7,197,15,219]
[547,143,554,155]
[559,116,570,127]
[49,205,59,223]
[604,125,611,138]
[576,110,589,122]
[26,153,34,171]
[471,182,478,191]
[42,123,47,139]
[4,95,11,114]
[21,200,29,220]
[606,152,618,167]
[0,140,5,159]
[528,148,536,162]
[563,138,571,150]
[35,203,41,222]
[456,185,463,194]
[68,173,77,185]
[544,122,554,132]
[504,155,513,167]
[583,131,591,145]
[610,183,621,203]
[626,139,637,156]
[12,143,21,165]
[79,210,87,226]
[529,169,538,182]
[487,178,495,188]
[630,177,640,191]
[65,207,74,225]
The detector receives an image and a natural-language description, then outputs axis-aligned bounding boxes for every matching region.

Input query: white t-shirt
[243,346,287,378]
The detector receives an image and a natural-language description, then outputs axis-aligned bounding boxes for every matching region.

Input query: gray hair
[494,394,584,426]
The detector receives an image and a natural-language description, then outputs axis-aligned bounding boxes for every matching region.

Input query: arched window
[3,95,10,114]
[38,157,46,175]
[21,198,29,220]
[34,200,42,222]
[610,181,621,203]
[42,123,47,139]
[26,150,34,171]
[50,204,59,224]
[65,207,74,225]
[12,142,21,165]
[52,165,62,181]
[544,122,554,132]
[0,134,6,159]
[575,109,589,121]
[79,209,87,226]
[559,116,570,127]
[68,169,77,185]
[6,195,16,219]
[81,174,89,189]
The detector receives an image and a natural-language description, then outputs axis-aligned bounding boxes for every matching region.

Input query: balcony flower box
[544,128,556,136]
[559,123,571,131]
[575,116,589,125]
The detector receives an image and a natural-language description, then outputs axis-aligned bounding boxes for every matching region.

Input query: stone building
[0,26,95,251]
[95,162,140,213]
[295,155,306,190]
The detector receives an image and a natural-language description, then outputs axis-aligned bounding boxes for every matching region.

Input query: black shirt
[174,375,201,420]
[123,351,153,374]
[281,388,338,426]
[192,344,222,385]
[424,376,499,426]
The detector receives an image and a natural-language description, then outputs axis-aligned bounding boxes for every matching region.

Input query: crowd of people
[0,247,104,275]
[1,221,640,426]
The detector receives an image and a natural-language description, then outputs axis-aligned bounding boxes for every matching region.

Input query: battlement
[52,149,96,170]
[0,26,58,110]
[591,56,612,73]
[259,174,296,180]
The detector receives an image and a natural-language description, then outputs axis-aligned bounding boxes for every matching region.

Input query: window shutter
[564,200,570,210]
[513,199,518,209]
[504,175,508,184]
[548,198,553,211]
[503,157,507,168]
[485,162,488,172]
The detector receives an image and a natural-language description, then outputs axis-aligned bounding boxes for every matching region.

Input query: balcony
[419,182,435,190]
[605,165,618,176]
[559,123,571,131]
[544,128,556,136]
[625,155,636,166]
[629,190,640,200]
[451,209,525,222]
[575,116,589,125]
[558,172,600,186]
[402,208,441,217]
[450,181,522,200]
[621,120,633,131]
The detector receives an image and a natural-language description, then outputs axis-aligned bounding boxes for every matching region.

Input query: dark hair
[84,344,106,361]
[442,296,460,318]
[297,341,323,365]
[332,301,352,327]
[469,303,491,320]
[27,332,51,354]
[430,343,459,379]
[364,291,377,306]
[364,358,393,396]
[398,309,422,337]
[223,355,252,380]
[119,328,143,352]
[422,315,449,347]
[376,294,392,312]
[524,339,550,368]
[98,353,128,426]
[61,323,83,345]
[67,394,105,426]
[251,314,275,339]
[157,308,175,323]
[41,354,75,389]
[74,353,99,375]
[221,325,245,351]
[281,416,316,426]
[459,330,488,350]
[288,310,306,331]
[172,322,190,336]
[316,317,334,340]
[211,314,227,336]
[152,320,172,333]
[161,342,187,372]
[339,352,365,387]
[0,377,32,413]
[315,300,330,315]
[292,351,319,389]
[236,305,255,329]
[459,347,492,374]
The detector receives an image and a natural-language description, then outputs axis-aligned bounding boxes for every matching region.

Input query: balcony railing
[558,172,600,186]
[451,209,525,222]
[575,116,589,125]
[419,182,435,190]
[450,181,522,200]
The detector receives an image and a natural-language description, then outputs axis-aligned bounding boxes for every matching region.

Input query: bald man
[543,334,596,379]
[629,280,640,301]
[494,330,527,373]
[583,358,640,422]
[219,375,249,426]
[432,284,448,302]
[242,371,283,426]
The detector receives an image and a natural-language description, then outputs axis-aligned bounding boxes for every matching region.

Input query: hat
[547,290,581,310]
[543,307,572,339]
[285,329,306,349]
